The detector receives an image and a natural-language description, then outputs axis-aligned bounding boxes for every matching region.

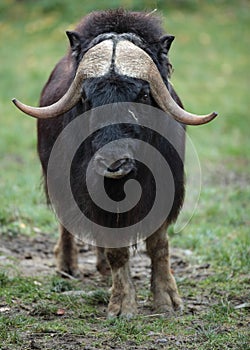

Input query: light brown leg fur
[146,224,182,313]
[105,247,137,318]
[54,224,79,277]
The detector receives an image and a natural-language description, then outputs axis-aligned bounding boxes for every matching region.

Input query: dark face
[82,75,154,179]
[82,75,152,109]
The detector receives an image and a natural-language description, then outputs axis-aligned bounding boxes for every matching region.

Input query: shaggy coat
[37,9,185,317]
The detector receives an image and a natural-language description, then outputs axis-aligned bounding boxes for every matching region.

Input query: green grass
[0,0,249,349]
[0,273,249,348]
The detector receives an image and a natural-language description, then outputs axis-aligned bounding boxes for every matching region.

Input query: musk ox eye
[140,93,149,102]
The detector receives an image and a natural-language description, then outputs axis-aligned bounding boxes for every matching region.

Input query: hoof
[153,291,183,314]
[107,294,137,319]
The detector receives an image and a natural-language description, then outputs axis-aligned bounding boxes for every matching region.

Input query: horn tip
[12,98,24,112]
[12,98,23,110]
[210,111,218,120]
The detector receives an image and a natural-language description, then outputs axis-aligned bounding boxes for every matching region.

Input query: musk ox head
[12,26,217,180]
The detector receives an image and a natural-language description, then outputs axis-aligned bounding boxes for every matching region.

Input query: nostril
[108,158,134,173]
[94,154,134,177]
[108,159,128,172]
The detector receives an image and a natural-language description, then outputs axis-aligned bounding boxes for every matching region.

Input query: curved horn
[115,40,218,125]
[12,40,113,118]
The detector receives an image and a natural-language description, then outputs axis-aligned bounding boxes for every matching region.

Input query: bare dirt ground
[0,232,213,300]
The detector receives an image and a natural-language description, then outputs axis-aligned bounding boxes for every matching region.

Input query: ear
[159,35,175,54]
[66,31,82,56]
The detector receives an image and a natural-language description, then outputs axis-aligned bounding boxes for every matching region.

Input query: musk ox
[13,9,217,317]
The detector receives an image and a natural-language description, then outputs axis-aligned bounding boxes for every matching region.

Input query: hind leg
[96,247,110,276]
[54,224,79,277]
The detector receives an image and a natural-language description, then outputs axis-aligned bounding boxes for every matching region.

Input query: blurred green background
[0,0,249,254]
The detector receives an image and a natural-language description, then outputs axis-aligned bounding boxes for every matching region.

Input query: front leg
[105,247,137,318]
[54,224,79,277]
[146,224,182,313]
